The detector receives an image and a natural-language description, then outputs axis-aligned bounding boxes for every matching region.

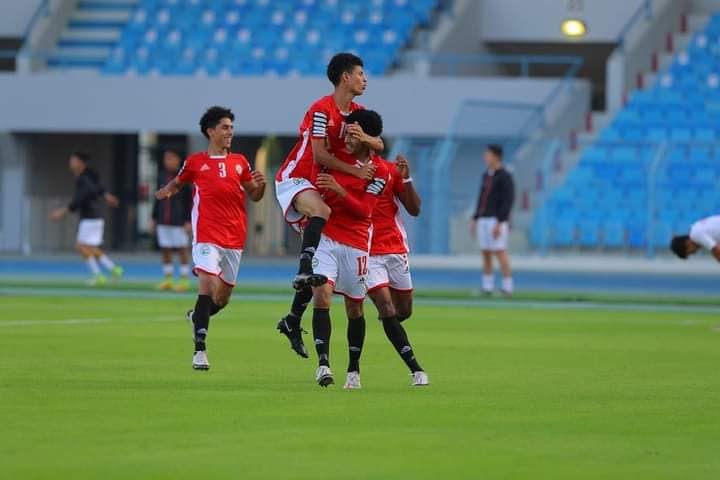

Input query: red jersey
[177,151,253,249]
[370,159,410,255]
[321,156,391,251]
[276,95,363,182]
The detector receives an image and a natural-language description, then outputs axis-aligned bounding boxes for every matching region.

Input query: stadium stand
[531,13,720,250]
[47,0,440,75]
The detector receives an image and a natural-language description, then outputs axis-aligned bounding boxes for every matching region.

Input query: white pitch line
[0,318,112,327]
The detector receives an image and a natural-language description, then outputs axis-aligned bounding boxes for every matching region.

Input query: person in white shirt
[670,215,720,261]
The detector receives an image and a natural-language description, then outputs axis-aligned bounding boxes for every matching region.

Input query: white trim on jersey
[191,185,200,246]
[393,196,410,252]
[312,111,328,137]
[280,129,310,181]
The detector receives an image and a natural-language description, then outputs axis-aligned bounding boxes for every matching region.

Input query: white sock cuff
[179,264,191,277]
[162,264,174,276]
[482,274,495,292]
[98,254,115,270]
[502,277,514,293]
[86,257,100,275]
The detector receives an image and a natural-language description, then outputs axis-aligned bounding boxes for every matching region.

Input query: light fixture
[561,19,587,38]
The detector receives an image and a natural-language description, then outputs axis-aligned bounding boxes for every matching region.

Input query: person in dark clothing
[469,145,515,296]
[150,149,193,291]
[49,152,123,286]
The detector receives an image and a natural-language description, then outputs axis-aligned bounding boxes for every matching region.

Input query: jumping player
[154,106,266,371]
[49,152,123,286]
[670,215,720,262]
[275,53,384,356]
[365,154,429,387]
[307,109,391,387]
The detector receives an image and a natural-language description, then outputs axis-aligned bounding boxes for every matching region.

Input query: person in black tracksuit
[469,145,515,296]
[150,149,193,291]
[49,152,122,285]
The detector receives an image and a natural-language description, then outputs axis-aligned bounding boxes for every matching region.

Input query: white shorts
[76,219,104,246]
[192,242,243,286]
[476,218,509,251]
[313,235,368,301]
[275,177,317,228]
[157,225,190,248]
[367,253,414,293]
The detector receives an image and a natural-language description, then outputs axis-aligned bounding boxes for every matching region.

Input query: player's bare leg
[481,250,495,295]
[291,189,331,290]
[369,288,428,385]
[158,248,174,290]
[77,243,105,286]
[311,283,334,387]
[189,272,233,370]
[390,289,413,323]
[174,247,191,291]
[344,297,365,389]
[92,246,122,280]
[277,190,330,358]
[495,250,513,297]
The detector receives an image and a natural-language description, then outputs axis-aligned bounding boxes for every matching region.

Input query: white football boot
[315,365,334,387]
[192,351,210,371]
[411,371,429,386]
[344,371,362,390]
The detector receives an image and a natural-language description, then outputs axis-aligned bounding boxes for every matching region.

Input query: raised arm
[394,155,421,217]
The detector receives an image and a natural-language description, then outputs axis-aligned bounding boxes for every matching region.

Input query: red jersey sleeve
[341,169,389,218]
[310,102,332,139]
[238,155,253,183]
[177,156,195,183]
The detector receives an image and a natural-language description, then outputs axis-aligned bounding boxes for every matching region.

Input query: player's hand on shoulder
[316,173,345,196]
[395,155,411,179]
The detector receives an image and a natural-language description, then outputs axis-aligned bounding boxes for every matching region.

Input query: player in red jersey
[155,106,266,371]
[366,155,429,386]
[276,53,385,358]
[305,109,390,387]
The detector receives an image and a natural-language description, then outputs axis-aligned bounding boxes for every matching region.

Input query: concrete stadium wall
[480,0,648,43]
[0,73,580,136]
[0,0,44,37]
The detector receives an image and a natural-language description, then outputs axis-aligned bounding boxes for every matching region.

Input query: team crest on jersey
[235,164,243,175]
[200,163,210,172]
[311,257,319,269]
[293,178,306,186]
[200,245,211,256]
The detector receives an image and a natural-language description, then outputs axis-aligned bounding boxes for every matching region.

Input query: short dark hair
[487,144,503,159]
[199,106,234,138]
[346,109,383,138]
[670,235,690,259]
[327,52,364,86]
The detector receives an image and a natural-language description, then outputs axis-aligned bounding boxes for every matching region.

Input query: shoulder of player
[372,156,393,176]
[184,152,207,164]
[351,101,365,111]
[309,95,334,113]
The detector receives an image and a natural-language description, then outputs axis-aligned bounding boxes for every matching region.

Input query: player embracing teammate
[275,53,384,354]
[278,103,429,388]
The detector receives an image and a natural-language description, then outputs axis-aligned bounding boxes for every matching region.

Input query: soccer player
[275,53,384,357]
[469,145,515,296]
[307,109,391,387]
[49,152,123,286]
[670,215,720,262]
[154,106,266,371]
[150,149,193,291]
[365,154,429,387]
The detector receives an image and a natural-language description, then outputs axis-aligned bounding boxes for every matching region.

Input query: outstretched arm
[155,177,189,200]
[311,138,376,180]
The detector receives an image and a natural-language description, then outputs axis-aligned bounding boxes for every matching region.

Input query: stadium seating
[531,14,720,250]
[100,0,440,76]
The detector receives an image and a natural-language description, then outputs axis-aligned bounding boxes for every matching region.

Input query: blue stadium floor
[0,254,715,297]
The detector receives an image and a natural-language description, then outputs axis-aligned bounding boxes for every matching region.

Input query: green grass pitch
[1,293,719,479]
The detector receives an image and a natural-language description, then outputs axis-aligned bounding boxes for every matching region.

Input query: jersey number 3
[218,162,227,178]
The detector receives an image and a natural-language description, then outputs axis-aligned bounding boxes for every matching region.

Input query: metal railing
[403,51,584,77]
[0,0,53,66]
[617,0,654,51]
